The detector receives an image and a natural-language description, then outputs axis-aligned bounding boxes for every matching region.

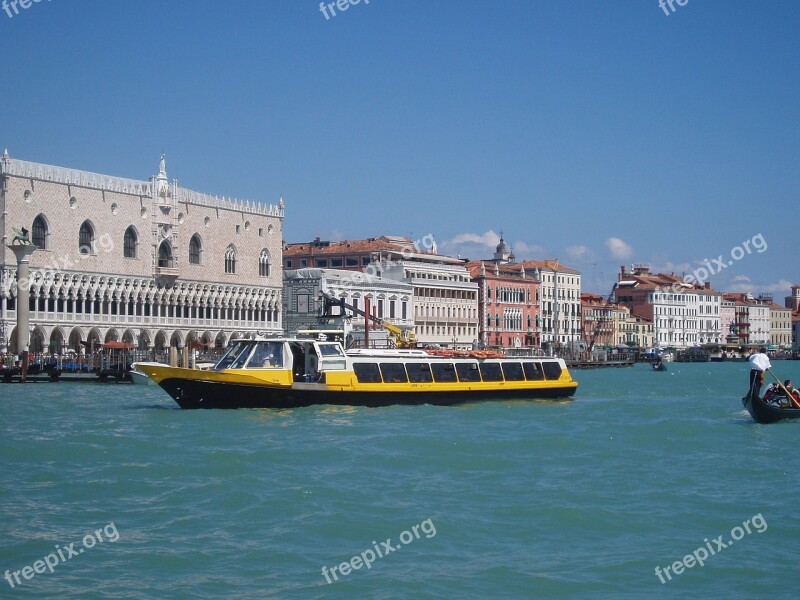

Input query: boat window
[230,343,256,369]
[406,362,433,383]
[501,362,525,381]
[455,362,481,382]
[542,361,563,380]
[214,341,253,371]
[431,362,457,383]
[245,341,284,369]
[523,362,544,381]
[317,343,344,357]
[353,362,382,383]
[379,363,408,383]
[479,362,504,382]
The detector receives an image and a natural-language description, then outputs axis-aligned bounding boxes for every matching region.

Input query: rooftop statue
[11,226,30,245]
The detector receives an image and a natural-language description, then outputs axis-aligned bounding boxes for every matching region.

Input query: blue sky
[2,0,798,295]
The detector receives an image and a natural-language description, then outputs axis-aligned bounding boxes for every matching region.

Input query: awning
[102,341,135,349]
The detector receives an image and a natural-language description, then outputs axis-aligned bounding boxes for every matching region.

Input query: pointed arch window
[259,249,271,277]
[32,215,48,249]
[224,245,236,274]
[124,226,138,259]
[189,234,202,265]
[158,240,174,268]
[79,221,95,255]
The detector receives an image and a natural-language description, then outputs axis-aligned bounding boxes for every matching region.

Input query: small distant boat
[651,360,667,372]
[742,389,800,424]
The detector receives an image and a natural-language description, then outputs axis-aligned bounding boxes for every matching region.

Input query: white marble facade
[0,151,284,354]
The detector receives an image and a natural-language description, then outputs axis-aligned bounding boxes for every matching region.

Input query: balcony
[153,266,179,278]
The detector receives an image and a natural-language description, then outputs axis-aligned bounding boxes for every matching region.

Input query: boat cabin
[211,338,567,386]
[213,338,347,382]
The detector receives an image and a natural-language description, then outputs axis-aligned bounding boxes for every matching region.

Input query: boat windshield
[245,341,285,369]
[214,341,255,371]
[317,343,344,357]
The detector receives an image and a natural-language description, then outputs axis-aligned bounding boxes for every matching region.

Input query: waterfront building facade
[0,152,284,354]
[793,312,800,352]
[379,255,478,348]
[785,285,800,312]
[283,235,422,271]
[614,265,722,349]
[723,293,771,346]
[466,259,540,349]
[766,301,792,350]
[580,294,654,350]
[284,235,479,348]
[614,306,654,349]
[580,293,616,350]
[720,297,737,343]
[282,268,413,342]
[519,259,582,347]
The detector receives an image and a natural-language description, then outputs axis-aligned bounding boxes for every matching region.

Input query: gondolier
[747,348,771,399]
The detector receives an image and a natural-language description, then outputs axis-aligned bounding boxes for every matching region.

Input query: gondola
[742,390,800,424]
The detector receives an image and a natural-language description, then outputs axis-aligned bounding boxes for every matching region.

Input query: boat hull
[742,393,800,424]
[130,362,164,386]
[159,377,578,409]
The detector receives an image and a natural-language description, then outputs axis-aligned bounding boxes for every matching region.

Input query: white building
[519,260,582,347]
[768,302,793,350]
[0,151,284,355]
[377,252,479,348]
[615,266,722,349]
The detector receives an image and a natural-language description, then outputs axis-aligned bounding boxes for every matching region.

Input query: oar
[767,369,800,409]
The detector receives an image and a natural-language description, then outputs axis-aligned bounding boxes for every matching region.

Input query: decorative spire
[480,261,486,276]
[156,154,169,196]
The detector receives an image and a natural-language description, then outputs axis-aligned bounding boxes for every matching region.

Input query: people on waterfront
[747,348,772,399]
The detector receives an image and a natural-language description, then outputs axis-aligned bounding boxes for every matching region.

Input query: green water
[1,361,799,599]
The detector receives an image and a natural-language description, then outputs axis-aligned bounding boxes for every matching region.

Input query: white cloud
[728,274,754,293]
[510,240,546,259]
[446,230,500,247]
[605,237,633,260]
[565,245,595,263]
[439,230,543,260]
[759,279,795,294]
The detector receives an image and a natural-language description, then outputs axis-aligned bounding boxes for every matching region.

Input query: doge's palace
[0,150,284,355]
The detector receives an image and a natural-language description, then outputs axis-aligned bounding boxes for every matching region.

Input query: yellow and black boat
[141,338,579,409]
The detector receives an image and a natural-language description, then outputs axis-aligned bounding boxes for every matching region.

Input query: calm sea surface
[2,361,800,599]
